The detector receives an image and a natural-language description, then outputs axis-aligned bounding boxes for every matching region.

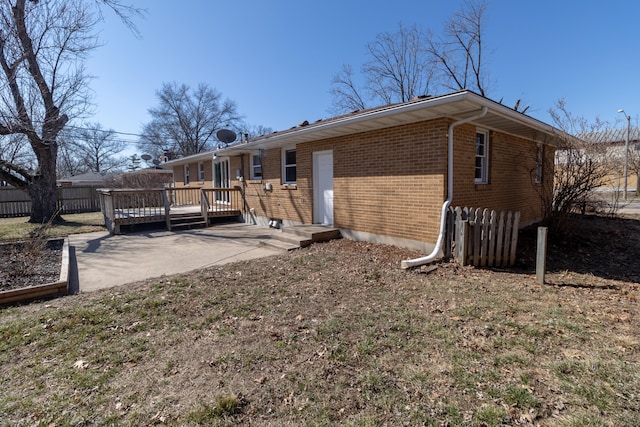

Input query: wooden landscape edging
[0,237,69,306]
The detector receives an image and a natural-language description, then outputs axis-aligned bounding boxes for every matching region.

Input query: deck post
[200,189,210,224]
[162,189,171,231]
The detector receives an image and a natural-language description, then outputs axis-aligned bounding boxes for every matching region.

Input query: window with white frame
[198,161,205,181]
[250,153,263,180]
[475,130,489,184]
[283,148,296,184]
[184,164,190,185]
[535,144,544,184]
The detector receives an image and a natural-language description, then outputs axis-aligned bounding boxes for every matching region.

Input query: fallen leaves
[73,359,89,370]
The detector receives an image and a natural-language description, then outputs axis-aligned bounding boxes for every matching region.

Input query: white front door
[313,150,334,225]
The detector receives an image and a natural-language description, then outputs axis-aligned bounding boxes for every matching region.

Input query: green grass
[0,211,105,240]
[0,236,638,426]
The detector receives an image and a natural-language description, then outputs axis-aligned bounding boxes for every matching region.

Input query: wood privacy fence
[0,186,101,217]
[445,206,520,267]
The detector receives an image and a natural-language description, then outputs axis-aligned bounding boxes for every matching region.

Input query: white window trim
[250,152,263,180]
[535,144,544,184]
[475,129,489,184]
[282,147,297,184]
[184,164,190,185]
[198,161,205,181]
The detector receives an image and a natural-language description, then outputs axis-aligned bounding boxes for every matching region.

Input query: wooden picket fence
[445,206,520,267]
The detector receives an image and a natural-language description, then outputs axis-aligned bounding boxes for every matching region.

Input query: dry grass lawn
[0,212,105,241]
[0,214,638,426]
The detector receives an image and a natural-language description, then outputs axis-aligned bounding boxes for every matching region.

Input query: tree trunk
[27,147,60,224]
[28,179,58,223]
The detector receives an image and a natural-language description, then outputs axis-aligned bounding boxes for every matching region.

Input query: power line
[61,123,145,138]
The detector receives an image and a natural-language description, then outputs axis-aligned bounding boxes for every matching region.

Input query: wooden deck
[98,188,242,234]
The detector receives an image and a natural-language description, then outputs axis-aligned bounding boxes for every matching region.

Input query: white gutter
[401,106,488,269]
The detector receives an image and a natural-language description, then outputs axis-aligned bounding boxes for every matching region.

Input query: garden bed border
[0,237,69,306]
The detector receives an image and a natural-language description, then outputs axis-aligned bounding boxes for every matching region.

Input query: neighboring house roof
[124,168,174,176]
[578,128,640,144]
[164,90,564,166]
[58,171,105,185]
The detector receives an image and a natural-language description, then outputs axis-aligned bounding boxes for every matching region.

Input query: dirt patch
[0,239,62,291]
[0,215,638,425]
[517,213,640,283]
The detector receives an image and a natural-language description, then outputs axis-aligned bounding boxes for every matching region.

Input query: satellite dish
[216,129,237,144]
[141,154,152,161]
[152,159,161,165]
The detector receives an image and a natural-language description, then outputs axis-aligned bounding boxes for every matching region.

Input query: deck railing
[167,187,201,207]
[99,187,242,234]
[201,188,242,214]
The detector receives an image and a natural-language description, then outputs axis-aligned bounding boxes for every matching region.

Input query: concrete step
[270,232,312,248]
[281,225,341,244]
[259,238,300,252]
[170,216,208,230]
[171,215,205,223]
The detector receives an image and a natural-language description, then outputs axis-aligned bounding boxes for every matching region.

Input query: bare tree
[329,64,368,113]
[537,99,612,234]
[330,24,433,113]
[139,82,242,158]
[103,169,172,189]
[0,0,142,223]
[330,1,490,114]
[127,153,141,171]
[72,122,128,173]
[0,133,32,171]
[427,0,489,96]
[57,135,87,178]
[239,123,274,139]
[364,23,433,105]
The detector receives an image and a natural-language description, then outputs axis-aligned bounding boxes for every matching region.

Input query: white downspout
[401,106,488,269]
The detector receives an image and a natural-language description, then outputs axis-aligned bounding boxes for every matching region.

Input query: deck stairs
[169,213,207,231]
[262,225,341,251]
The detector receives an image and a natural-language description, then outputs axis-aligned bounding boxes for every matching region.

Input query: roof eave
[162,151,216,167]
[178,91,564,159]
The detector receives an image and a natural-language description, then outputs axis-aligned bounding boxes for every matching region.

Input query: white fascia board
[162,151,216,167]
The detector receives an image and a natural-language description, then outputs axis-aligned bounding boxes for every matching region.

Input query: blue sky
[85,0,640,150]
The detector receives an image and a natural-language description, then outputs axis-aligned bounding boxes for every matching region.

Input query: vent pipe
[401,106,488,269]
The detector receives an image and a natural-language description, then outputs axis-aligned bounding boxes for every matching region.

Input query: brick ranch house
[163,91,561,257]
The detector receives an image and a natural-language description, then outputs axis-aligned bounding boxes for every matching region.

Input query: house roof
[578,127,640,144]
[164,91,563,166]
[58,171,105,185]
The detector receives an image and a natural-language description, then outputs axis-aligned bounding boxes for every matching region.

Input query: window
[535,144,544,184]
[475,130,489,184]
[184,164,190,185]
[283,148,296,184]
[198,161,205,181]
[250,153,263,180]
